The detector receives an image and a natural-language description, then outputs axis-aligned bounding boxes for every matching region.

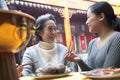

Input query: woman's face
[40,20,56,43]
[86,8,101,33]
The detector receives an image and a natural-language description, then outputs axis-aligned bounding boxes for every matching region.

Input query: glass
[0,10,35,80]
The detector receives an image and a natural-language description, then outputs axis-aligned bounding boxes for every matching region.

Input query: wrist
[74,57,80,62]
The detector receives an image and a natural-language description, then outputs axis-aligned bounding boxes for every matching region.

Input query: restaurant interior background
[6,0,120,55]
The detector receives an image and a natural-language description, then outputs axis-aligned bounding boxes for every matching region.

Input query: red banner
[79,35,87,52]
[71,35,76,51]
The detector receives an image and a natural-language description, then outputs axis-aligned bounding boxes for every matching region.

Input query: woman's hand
[64,52,80,62]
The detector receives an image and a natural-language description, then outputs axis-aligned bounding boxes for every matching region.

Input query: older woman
[21,13,78,76]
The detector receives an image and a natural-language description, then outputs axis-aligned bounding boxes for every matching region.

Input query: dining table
[19,72,120,80]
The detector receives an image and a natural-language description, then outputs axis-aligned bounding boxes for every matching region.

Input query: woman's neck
[38,41,55,50]
[97,29,117,48]
[98,26,116,40]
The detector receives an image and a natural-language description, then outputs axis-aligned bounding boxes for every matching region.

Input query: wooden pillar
[63,0,72,50]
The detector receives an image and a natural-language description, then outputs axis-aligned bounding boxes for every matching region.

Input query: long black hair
[89,1,120,31]
[34,13,56,42]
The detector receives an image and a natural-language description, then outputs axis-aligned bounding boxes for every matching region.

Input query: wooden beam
[63,0,72,49]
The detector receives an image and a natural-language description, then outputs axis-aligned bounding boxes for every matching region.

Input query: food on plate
[36,64,66,75]
[55,64,66,73]
[80,68,120,77]
[38,64,57,74]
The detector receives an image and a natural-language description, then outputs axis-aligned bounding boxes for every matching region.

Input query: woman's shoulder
[109,32,120,42]
[89,38,98,45]
[113,32,120,37]
[56,43,67,50]
[109,32,120,43]
[24,44,38,53]
[56,43,67,47]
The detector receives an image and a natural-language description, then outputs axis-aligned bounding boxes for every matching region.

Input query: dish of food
[30,64,72,79]
[80,68,120,78]
[34,71,71,79]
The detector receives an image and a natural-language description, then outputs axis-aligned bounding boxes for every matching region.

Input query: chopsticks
[21,61,38,66]
[68,41,74,53]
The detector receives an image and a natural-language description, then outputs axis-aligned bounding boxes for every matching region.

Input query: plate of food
[31,64,72,79]
[80,68,120,78]
[34,72,70,79]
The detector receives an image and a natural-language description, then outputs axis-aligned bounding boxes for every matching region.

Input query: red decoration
[79,35,87,52]
[71,35,76,51]
[91,35,96,39]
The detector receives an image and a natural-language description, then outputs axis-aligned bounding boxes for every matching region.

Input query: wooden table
[19,72,120,80]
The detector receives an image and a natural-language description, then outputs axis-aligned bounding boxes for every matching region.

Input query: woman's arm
[21,49,34,76]
[77,60,91,71]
